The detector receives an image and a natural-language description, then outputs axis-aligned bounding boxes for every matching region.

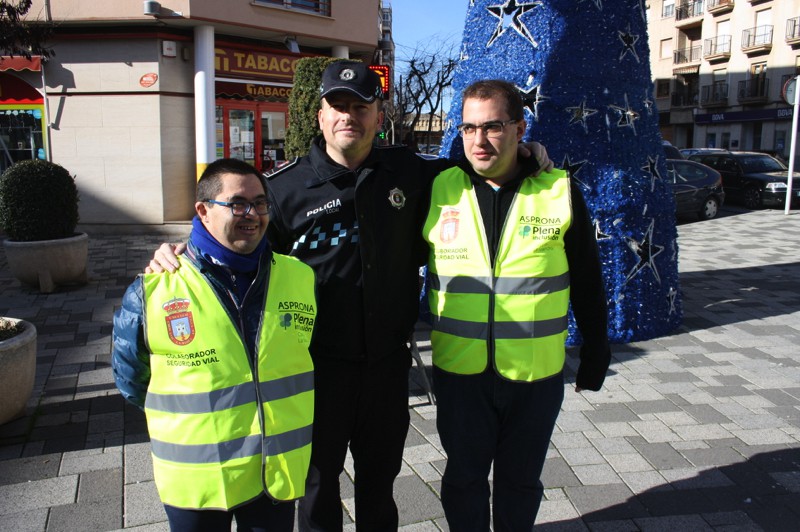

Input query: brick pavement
[1,207,799,531]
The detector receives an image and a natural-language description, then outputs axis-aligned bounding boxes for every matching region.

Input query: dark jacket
[461,158,611,391]
[111,239,277,408]
[266,137,450,363]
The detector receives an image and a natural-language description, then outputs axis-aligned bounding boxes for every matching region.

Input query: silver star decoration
[637,0,647,21]
[667,287,678,315]
[666,165,678,184]
[561,154,589,190]
[618,24,640,63]
[595,220,612,241]
[460,42,470,61]
[624,218,664,284]
[640,155,662,191]
[486,0,542,48]
[518,83,549,121]
[565,99,598,133]
[643,91,654,115]
[608,93,640,134]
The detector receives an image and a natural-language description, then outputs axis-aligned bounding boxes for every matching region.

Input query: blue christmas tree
[442,0,681,343]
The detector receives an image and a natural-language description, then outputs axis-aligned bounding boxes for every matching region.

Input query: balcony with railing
[255,0,331,16]
[675,1,704,27]
[706,0,733,15]
[737,78,770,104]
[742,25,773,54]
[674,45,702,64]
[787,18,800,45]
[704,35,732,61]
[700,82,728,106]
[671,90,699,107]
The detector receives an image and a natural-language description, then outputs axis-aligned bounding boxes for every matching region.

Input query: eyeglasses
[204,199,270,216]
[456,119,518,139]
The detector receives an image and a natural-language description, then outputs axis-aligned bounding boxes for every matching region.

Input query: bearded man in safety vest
[112,158,316,531]
[423,80,611,531]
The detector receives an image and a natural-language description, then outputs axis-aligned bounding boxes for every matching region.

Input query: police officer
[147,63,553,531]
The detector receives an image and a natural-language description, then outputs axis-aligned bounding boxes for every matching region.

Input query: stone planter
[0,319,37,425]
[3,232,89,293]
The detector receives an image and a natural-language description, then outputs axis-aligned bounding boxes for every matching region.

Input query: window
[662,0,675,18]
[656,79,671,98]
[255,0,331,16]
[660,38,673,60]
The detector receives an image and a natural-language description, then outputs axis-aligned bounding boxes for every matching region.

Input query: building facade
[0,0,387,224]
[647,0,800,157]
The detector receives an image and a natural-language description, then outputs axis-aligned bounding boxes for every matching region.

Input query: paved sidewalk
[1,207,800,531]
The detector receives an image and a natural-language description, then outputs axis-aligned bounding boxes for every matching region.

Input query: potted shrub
[0,160,88,293]
[0,318,37,425]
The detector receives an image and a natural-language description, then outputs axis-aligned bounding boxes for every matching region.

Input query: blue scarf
[190,216,268,295]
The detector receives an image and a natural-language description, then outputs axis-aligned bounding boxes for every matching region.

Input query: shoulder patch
[265,158,300,180]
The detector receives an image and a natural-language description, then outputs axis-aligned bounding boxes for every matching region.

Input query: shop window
[0,108,46,173]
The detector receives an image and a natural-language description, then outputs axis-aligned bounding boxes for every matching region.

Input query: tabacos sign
[214,46,302,82]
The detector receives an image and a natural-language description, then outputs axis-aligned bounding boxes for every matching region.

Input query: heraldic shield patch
[440,207,460,243]
[163,298,196,345]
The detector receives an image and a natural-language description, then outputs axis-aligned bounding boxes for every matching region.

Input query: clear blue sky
[390,0,468,60]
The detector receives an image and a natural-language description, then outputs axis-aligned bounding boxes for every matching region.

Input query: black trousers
[434,367,564,532]
[298,349,412,531]
[163,495,294,532]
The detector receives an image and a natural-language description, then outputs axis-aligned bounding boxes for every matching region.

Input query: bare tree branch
[390,40,458,151]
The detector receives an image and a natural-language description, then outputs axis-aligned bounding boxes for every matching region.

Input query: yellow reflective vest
[142,252,315,510]
[423,166,572,382]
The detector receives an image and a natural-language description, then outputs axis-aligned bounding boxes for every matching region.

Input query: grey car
[666,159,725,220]
[687,150,799,209]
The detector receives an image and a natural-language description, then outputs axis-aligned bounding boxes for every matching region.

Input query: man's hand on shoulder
[145,242,186,273]
[518,141,554,176]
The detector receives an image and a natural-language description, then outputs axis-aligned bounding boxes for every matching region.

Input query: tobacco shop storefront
[214,45,304,173]
[0,56,47,174]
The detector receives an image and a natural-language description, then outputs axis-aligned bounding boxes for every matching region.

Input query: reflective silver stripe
[430,273,569,295]
[493,315,568,339]
[151,434,262,463]
[433,315,489,339]
[151,423,313,464]
[263,424,313,456]
[494,272,569,295]
[258,371,314,402]
[146,383,257,414]
[429,274,492,294]
[146,372,314,413]
[434,315,567,340]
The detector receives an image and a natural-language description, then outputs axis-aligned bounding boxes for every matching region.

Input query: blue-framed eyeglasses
[204,199,270,216]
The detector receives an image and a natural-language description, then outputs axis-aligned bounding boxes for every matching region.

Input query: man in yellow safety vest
[423,80,611,531]
[112,159,317,531]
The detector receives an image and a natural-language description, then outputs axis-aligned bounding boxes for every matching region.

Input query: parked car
[680,147,725,158]
[661,140,683,159]
[687,150,800,209]
[418,144,441,156]
[666,159,725,220]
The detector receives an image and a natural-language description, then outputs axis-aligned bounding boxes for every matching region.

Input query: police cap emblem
[339,68,356,81]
